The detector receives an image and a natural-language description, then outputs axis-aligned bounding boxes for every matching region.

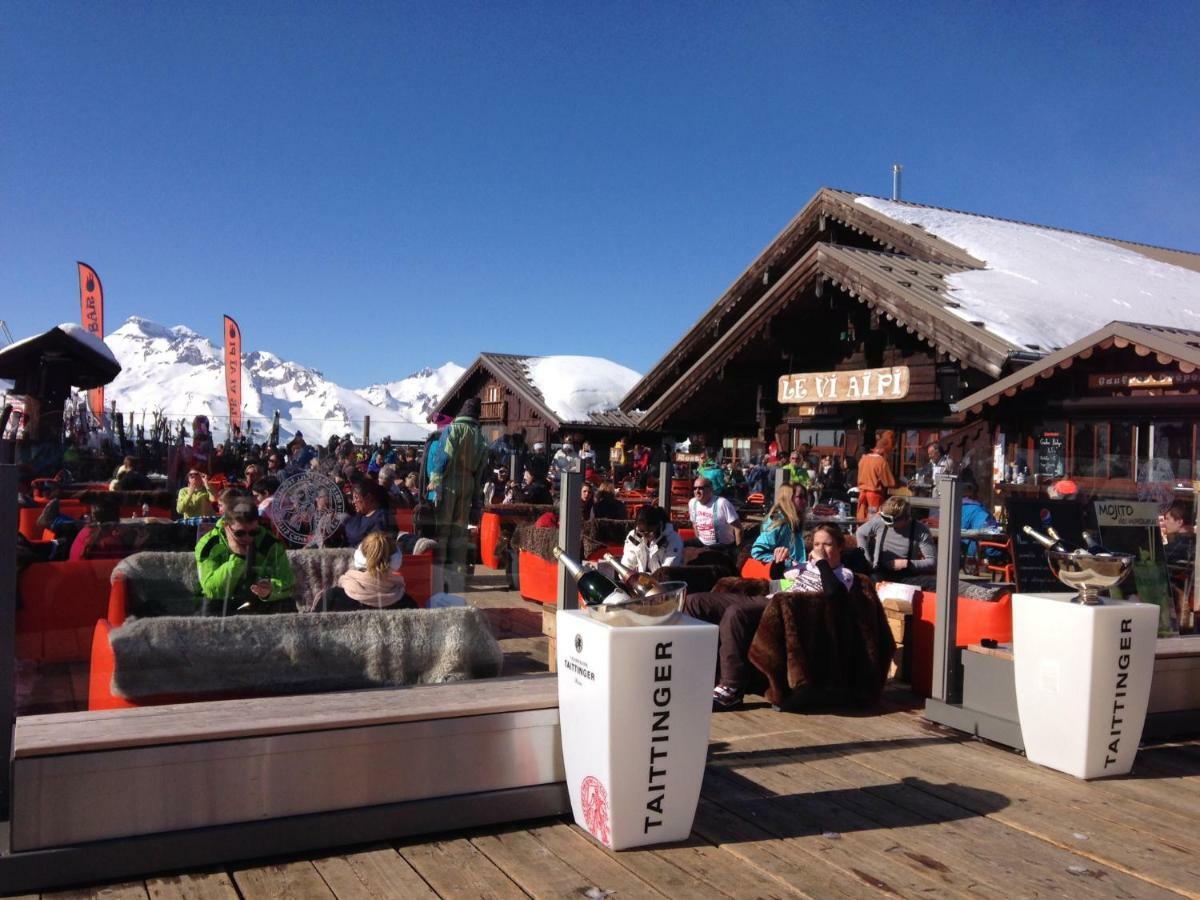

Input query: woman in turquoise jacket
[751,483,807,577]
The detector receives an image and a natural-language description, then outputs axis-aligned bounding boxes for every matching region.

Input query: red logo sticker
[580,775,611,846]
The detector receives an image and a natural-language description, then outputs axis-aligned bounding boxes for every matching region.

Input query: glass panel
[1109,423,1134,479]
[14,436,537,721]
[1152,421,1193,483]
[1070,422,1096,477]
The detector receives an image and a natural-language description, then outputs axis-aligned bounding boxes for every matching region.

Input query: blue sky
[4,2,1198,387]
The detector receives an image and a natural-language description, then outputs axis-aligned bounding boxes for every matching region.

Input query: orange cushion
[908,591,1013,697]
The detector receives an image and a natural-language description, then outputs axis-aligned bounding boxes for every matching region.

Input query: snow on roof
[855,197,1200,352]
[523,355,641,423]
[57,322,120,364]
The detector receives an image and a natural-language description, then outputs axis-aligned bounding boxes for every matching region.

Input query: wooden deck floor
[12,567,1200,898]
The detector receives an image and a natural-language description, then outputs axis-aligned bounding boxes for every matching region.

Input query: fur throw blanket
[110,607,503,699]
[747,575,895,711]
[111,548,357,617]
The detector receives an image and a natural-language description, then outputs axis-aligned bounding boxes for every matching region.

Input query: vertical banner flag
[78,262,105,423]
[223,315,242,436]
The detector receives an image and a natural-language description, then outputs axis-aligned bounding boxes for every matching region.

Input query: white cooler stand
[556,609,718,849]
[1013,593,1158,779]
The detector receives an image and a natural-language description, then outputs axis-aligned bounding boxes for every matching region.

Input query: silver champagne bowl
[584,580,687,627]
[1045,550,1135,605]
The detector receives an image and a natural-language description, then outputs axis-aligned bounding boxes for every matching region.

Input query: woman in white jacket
[621,506,684,573]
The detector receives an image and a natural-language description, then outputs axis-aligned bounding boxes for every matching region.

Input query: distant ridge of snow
[855,197,1200,352]
[523,355,641,423]
[101,316,458,442]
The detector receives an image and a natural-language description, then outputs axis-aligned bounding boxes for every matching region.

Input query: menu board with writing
[1037,433,1065,479]
[1005,498,1085,593]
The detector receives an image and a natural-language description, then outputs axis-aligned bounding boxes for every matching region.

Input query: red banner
[78,261,105,424]
[223,315,242,435]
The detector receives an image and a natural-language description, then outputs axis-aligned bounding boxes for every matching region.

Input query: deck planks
[397,837,527,899]
[309,846,438,899]
[144,871,239,900]
[16,567,1200,899]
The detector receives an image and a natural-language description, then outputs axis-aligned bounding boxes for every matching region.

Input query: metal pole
[658,461,672,511]
[1192,484,1199,629]
[774,466,787,498]
[362,415,370,447]
[556,469,583,611]
[1,464,16,815]
[930,474,963,703]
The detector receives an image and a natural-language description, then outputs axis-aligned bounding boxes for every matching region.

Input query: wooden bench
[12,675,566,854]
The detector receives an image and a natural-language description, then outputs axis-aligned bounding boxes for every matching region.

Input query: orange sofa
[89,548,437,710]
[16,558,120,662]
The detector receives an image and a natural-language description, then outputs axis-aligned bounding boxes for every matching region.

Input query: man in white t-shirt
[688,477,741,553]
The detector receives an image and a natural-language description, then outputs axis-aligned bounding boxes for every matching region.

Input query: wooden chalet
[954,320,1200,496]
[432,352,645,455]
[619,188,1200,486]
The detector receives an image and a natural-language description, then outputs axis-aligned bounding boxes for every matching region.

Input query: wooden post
[930,474,963,704]
[556,469,583,612]
[658,460,672,510]
[0,464,16,812]
[362,415,370,447]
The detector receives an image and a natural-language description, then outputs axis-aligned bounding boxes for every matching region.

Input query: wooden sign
[674,452,704,463]
[777,366,909,404]
[1088,372,1199,390]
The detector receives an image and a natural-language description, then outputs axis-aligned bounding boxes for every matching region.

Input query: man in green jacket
[431,398,489,592]
[196,490,295,615]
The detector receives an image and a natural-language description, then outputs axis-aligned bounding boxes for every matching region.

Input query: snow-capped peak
[101,316,458,442]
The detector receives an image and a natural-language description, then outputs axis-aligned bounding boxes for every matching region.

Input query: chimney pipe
[891,164,903,201]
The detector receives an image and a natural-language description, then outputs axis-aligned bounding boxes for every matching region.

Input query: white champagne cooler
[557,609,718,849]
[1013,593,1157,779]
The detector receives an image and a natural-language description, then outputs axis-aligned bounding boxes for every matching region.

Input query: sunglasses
[231,527,259,538]
[693,485,709,492]
[880,513,896,526]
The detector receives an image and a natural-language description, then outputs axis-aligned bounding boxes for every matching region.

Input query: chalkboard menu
[1037,432,1065,479]
[1005,498,1085,593]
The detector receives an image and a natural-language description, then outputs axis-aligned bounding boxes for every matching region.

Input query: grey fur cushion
[111,548,357,616]
[110,607,503,699]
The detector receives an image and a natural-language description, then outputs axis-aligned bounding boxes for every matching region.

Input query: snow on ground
[856,197,1200,351]
[524,355,641,423]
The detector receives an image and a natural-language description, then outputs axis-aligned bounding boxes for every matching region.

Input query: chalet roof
[0,323,122,388]
[952,321,1200,415]
[435,352,644,430]
[620,187,1200,417]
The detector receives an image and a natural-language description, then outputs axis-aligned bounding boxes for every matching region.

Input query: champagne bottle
[601,553,664,596]
[553,547,632,606]
[1022,525,1077,554]
[1080,530,1111,555]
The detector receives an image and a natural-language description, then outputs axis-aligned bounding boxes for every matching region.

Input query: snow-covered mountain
[355,363,465,423]
[101,316,461,442]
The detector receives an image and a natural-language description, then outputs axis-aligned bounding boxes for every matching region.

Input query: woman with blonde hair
[750,482,807,577]
[316,531,415,611]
